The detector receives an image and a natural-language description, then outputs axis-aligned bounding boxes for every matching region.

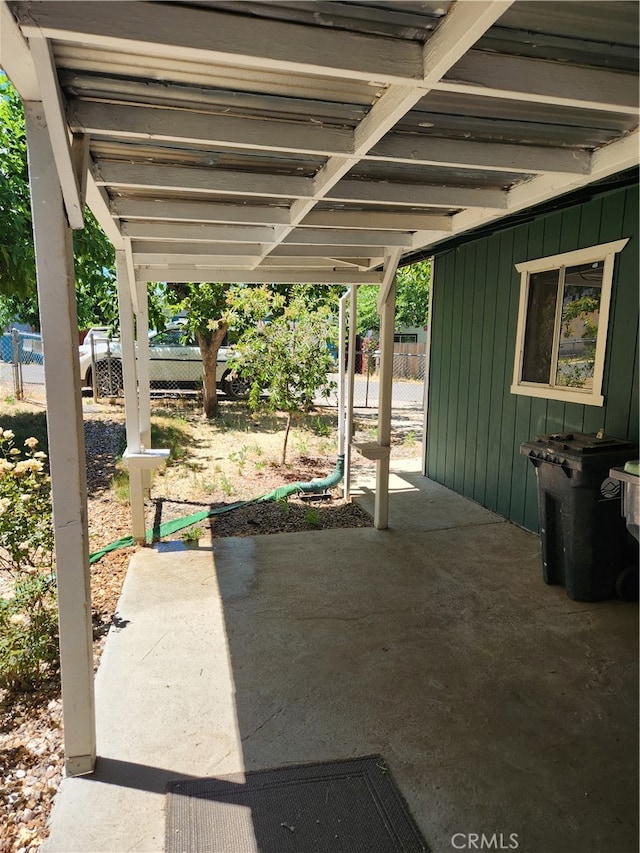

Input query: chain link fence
[0,330,46,404]
[0,331,426,418]
[82,332,252,402]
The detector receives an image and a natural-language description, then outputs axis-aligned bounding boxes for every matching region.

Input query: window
[511,239,628,406]
[394,333,418,343]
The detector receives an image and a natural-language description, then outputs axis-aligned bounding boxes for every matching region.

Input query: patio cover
[0,0,638,775]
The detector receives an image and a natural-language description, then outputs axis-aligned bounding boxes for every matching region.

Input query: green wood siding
[425,184,639,531]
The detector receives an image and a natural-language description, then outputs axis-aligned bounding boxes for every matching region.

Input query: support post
[135,280,152,494]
[25,101,96,776]
[374,250,401,529]
[115,252,146,543]
[337,291,348,460]
[344,286,357,502]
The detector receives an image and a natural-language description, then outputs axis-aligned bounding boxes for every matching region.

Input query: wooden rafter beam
[134,267,385,285]
[111,199,291,227]
[25,35,84,228]
[121,222,275,243]
[16,1,425,84]
[439,50,639,115]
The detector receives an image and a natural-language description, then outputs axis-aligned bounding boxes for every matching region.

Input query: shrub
[0,429,58,692]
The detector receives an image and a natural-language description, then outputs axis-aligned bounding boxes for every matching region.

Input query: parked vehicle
[78,325,249,398]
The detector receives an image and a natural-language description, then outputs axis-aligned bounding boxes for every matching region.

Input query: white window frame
[511,239,628,407]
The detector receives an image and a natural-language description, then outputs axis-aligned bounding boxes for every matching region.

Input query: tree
[357,260,431,335]
[165,282,234,419]
[0,74,119,330]
[228,290,337,464]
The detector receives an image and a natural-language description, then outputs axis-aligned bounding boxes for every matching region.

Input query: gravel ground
[0,405,413,852]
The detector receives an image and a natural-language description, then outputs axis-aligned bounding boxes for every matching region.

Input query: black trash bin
[521,432,639,602]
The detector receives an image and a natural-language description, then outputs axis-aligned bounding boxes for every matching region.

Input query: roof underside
[2,0,639,284]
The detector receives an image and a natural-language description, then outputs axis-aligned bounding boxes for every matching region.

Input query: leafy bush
[0,574,58,691]
[0,429,58,691]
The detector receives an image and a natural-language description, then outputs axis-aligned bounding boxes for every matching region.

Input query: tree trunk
[281,410,293,465]
[197,324,228,419]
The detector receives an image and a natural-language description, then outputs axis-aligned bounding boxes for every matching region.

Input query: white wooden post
[374,251,401,529]
[344,286,357,502]
[25,101,96,776]
[115,252,146,542]
[337,291,348,461]
[135,279,152,494]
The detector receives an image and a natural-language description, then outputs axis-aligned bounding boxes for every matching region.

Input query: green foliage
[0,573,58,691]
[181,525,203,543]
[230,293,337,414]
[228,293,337,463]
[0,430,53,574]
[357,260,431,335]
[304,508,321,527]
[0,428,58,691]
[0,75,120,330]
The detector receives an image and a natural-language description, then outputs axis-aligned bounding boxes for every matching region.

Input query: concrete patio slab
[43,462,638,853]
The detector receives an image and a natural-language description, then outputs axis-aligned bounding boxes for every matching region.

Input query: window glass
[512,238,627,406]
[555,261,603,390]
[521,269,558,384]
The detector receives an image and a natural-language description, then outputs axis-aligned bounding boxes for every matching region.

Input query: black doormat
[166,754,430,852]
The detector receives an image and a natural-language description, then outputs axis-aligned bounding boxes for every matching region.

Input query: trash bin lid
[521,432,639,469]
[624,459,640,476]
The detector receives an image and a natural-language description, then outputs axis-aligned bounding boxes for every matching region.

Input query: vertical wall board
[486,231,513,509]
[622,188,639,442]
[473,233,500,504]
[454,242,476,495]
[627,344,639,442]
[511,395,533,528]
[559,205,582,254]
[427,251,453,482]
[443,247,465,485]
[463,238,488,499]
[496,228,523,519]
[428,183,638,531]
[602,188,639,439]
[577,196,604,251]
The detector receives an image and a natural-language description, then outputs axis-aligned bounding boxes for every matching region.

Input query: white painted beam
[24,100,95,777]
[28,35,84,228]
[17,1,424,84]
[302,210,453,232]
[95,161,313,200]
[270,245,382,259]
[423,1,514,83]
[368,135,591,175]
[122,222,275,243]
[132,241,265,256]
[283,229,412,247]
[255,1,512,266]
[414,130,640,257]
[440,50,639,114]
[260,257,372,269]
[134,267,385,284]
[328,181,508,209]
[112,199,291,227]
[0,1,40,100]
[68,100,355,157]
[133,253,263,267]
[85,169,125,250]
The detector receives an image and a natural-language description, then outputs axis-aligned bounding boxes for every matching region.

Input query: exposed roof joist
[4,0,638,285]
